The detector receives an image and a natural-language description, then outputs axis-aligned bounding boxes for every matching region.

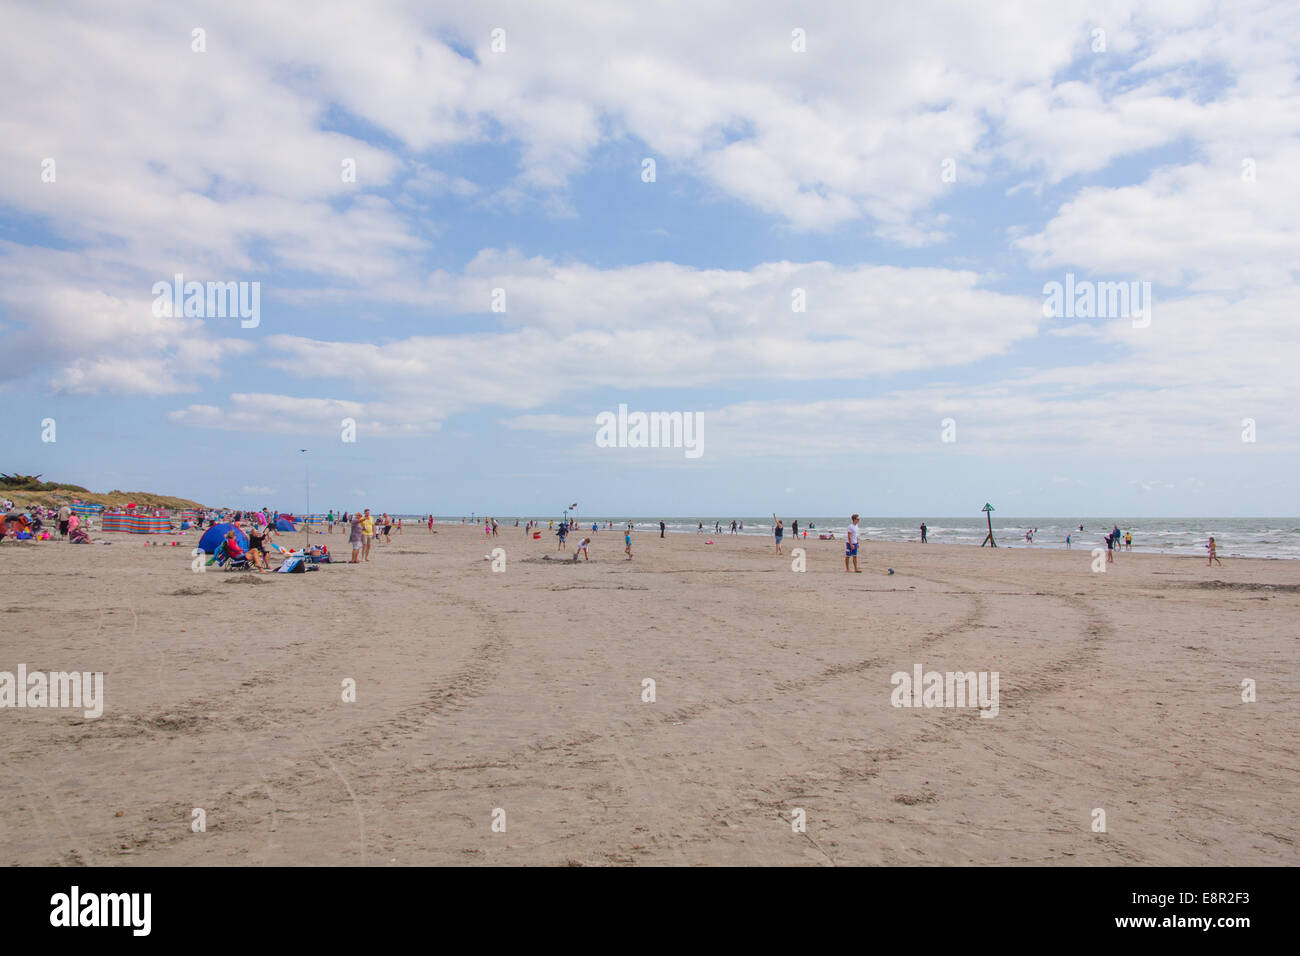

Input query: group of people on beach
[0,504,88,543]
[551,518,634,560]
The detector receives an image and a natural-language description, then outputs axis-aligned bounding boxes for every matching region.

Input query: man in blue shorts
[845,514,861,573]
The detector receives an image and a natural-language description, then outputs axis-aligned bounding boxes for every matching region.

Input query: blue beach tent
[198,523,249,554]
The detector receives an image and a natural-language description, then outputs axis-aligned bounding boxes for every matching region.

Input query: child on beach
[1208,536,1222,566]
[573,537,590,561]
[624,529,632,560]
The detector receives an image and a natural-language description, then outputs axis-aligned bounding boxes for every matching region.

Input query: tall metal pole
[302,449,309,550]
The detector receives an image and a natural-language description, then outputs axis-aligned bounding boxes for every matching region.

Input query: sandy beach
[1,524,1295,866]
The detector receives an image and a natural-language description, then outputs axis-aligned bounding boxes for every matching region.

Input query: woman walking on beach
[772,514,784,555]
[349,512,363,563]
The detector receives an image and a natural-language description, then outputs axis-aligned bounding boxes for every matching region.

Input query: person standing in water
[772,514,784,555]
[920,522,928,543]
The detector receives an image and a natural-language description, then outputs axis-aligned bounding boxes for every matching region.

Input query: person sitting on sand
[572,537,590,562]
[1208,536,1222,566]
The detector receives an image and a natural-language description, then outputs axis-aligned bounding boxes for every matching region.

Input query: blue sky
[2,0,1298,516]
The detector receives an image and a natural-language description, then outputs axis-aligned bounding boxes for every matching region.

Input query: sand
[1,524,1295,866]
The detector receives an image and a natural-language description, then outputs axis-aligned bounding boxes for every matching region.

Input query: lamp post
[301,449,309,550]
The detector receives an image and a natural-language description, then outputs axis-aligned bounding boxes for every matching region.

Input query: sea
[418,516,1300,560]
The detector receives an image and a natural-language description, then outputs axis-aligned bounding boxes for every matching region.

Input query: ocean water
[425,516,1300,560]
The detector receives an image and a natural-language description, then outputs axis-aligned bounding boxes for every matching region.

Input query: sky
[2,0,1298,517]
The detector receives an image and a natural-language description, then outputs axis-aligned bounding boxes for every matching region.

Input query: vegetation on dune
[1,473,205,510]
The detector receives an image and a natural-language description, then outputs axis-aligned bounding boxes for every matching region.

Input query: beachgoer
[845,514,861,573]
[557,520,568,551]
[573,537,590,562]
[1208,536,1222,566]
[1065,533,1071,549]
[57,504,71,539]
[772,514,783,555]
[361,509,374,561]
[659,520,665,538]
[349,512,363,562]
[920,522,927,543]
[224,530,247,563]
[624,528,632,560]
[246,524,272,572]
